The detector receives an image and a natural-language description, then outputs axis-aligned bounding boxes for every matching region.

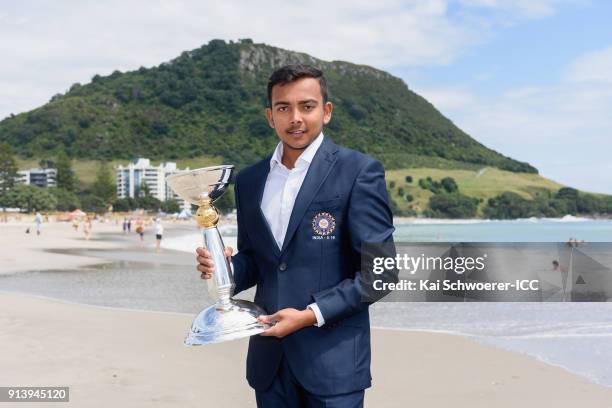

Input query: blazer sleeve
[231,178,260,295]
[311,158,398,325]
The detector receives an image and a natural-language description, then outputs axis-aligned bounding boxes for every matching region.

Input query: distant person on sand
[135,218,145,243]
[34,212,43,236]
[567,237,584,248]
[83,216,92,240]
[122,217,128,234]
[127,218,132,233]
[155,219,164,252]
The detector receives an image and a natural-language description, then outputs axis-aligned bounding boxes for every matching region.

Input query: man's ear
[264,108,275,128]
[323,102,333,125]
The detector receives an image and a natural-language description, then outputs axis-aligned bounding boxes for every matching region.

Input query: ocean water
[161,218,612,387]
[163,217,612,252]
[393,216,612,242]
[370,302,612,388]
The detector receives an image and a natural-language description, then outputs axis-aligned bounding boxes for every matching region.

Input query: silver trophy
[166,165,269,345]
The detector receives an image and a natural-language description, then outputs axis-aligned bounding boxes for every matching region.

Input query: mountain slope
[0,39,536,173]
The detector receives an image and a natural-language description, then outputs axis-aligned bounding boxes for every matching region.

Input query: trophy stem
[197,199,235,304]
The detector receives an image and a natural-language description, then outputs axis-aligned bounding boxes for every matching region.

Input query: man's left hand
[258,308,317,338]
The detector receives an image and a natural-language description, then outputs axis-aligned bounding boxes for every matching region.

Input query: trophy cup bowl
[166,165,269,345]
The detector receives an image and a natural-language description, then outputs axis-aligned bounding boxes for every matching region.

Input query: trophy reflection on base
[166,165,269,345]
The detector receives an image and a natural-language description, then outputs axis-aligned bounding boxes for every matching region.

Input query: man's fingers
[196,247,231,259]
[258,313,279,325]
[196,256,214,267]
[195,246,232,281]
[260,326,279,337]
[197,264,214,273]
[196,247,210,257]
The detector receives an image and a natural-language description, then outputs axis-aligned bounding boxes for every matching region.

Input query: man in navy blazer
[197,65,397,407]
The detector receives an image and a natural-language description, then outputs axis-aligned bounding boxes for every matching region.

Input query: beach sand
[1,219,612,407]
[0,220,127,275]
[2,293,612,407]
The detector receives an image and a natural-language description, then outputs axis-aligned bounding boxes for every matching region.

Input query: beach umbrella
[68,209,86,220]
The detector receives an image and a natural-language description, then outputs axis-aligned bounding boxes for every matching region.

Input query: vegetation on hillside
[0,39,535,173]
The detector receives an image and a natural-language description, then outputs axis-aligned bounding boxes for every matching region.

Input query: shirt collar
[269,132,325,170]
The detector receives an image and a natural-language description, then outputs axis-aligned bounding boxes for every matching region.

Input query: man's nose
[290,109,302,124]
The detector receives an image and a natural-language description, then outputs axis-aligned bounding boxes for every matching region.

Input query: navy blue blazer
[231,137,396,396]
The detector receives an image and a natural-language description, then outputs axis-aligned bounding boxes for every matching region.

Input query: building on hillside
[115,158,189,210]
[16,168,57,188]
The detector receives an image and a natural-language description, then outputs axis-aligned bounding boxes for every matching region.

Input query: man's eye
[304,105,314,110]
[277,106,288,112]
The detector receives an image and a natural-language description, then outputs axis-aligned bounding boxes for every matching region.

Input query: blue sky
[1,0,610,193]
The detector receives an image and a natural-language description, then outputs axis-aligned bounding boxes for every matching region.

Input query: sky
[1,0,610,193]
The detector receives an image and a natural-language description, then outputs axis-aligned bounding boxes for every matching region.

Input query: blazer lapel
[249,158,281,258]
[281,138,339,254]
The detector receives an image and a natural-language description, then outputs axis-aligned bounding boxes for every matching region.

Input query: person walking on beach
[155,218,164,252]
[196,65,396,407]
[83,216,92,241]
[122,217,128,234]
[34,212,43,236]
[135,218,145,244]
[127,218,132,233]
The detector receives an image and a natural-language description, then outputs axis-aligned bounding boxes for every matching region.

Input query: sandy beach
[0,218,130,275]
[1,219,612,407]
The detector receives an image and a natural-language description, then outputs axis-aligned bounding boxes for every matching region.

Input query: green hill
[0,39,535,173]
[386,167,564,216]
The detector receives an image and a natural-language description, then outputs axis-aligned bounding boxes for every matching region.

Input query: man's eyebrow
[272,99,319,107]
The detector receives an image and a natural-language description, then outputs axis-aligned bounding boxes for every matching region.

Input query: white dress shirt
[260,132,326,327]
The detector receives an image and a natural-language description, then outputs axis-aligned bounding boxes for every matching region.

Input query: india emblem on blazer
[312,211,336,237]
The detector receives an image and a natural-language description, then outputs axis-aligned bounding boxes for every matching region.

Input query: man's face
[265,77,333,151]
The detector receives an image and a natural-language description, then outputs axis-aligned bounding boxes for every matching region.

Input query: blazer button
[278,262,287,272]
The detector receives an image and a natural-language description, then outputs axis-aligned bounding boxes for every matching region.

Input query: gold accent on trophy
[195,198,220,228]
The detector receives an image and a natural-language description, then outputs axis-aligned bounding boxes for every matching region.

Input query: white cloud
[458,0,578,18]
[416,86,479,110]
[565,46,612,83]
[417,46,612,194]
[0,0,501,119]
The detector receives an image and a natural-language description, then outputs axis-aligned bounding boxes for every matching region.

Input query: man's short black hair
[267,64,328,107]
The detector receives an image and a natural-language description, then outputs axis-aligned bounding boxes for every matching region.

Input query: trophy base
[184,299,270,345]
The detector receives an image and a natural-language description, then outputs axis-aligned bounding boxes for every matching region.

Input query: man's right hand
[196,247,233,279]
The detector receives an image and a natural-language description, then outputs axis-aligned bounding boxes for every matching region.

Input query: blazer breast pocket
[307,196,342,212]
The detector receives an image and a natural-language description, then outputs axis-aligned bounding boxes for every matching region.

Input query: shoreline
[371,324,612,390]
[0,218,197,276]
[3,251,612,393]
[2,291,612,407]
[2,220,612,406]
[393,214,611,224]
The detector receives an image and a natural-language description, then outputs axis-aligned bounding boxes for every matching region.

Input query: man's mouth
[288,129,306,135]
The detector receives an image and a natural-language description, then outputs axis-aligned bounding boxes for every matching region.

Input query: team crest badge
[312,212,336,236]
